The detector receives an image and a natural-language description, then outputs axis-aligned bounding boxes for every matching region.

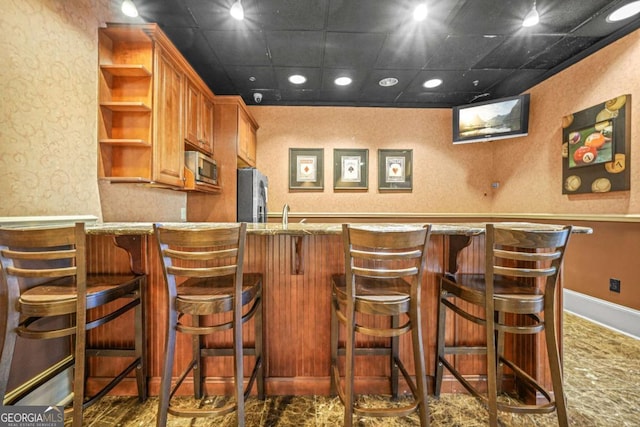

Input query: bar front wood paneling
[84,224,566,401]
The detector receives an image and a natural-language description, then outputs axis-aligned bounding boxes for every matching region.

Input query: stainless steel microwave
[185,151,218,186]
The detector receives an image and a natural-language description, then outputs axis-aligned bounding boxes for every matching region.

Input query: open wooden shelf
[99,139,151,147]
[99,177,152,183]
[100,64,151,77]
[100,102,151,112]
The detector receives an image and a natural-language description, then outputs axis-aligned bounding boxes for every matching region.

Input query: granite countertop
[0,216,591,235]
[84,222,592,236]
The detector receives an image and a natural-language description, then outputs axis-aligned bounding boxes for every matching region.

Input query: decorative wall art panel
[333,148,368,191]
[562,95,630,194]
[289,148,324,191]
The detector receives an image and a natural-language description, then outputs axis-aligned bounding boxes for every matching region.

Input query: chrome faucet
[282,204,290,227]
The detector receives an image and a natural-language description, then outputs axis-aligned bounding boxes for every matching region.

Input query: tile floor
[69,313,640,426]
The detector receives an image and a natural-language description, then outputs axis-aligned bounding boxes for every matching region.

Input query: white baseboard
[564,289,640,340]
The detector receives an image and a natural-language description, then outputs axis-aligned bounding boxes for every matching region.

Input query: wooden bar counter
[83,222,590,401]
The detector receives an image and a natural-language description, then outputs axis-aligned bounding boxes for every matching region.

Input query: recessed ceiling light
[607,1,640,22]
[334,77,352,86]
[379,77,399,87]
[413,3,428,21]
[288,74,306,84]
[423,78,443,88]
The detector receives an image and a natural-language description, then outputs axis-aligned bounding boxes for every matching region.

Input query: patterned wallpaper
[0,0,185,222]
[1,0,638,221]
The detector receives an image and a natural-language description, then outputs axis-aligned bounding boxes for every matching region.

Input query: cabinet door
[200,95,215,154]
[184,78,199,146]
[237,109,256,167]
[247,123,256,163]
[154,50,184,187]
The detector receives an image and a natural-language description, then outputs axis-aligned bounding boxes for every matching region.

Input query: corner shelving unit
[98,26,154,182]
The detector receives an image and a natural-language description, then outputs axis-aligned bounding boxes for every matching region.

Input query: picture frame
[561,94,630,194]
[289,148,324,191]
[378,149,412,192]
[333,148,368,191]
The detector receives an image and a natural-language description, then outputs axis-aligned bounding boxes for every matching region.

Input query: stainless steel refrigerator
[237,168,268,222]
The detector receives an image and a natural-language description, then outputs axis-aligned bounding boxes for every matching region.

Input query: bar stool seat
[0,223,147,427]
[330,223,432,427]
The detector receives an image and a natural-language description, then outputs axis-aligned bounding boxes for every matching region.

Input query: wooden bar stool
[0,223,147,427]
[154,222,264,427]
[434,223,572,426]
[330,223,431,427]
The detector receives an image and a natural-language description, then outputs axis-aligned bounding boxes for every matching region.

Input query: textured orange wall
[492,31,640,215]
[250,106,495,215]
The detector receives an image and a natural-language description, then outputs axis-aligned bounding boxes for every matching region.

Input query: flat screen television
[452,94,530,144]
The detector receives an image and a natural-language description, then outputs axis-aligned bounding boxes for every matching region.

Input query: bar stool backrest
[344,224,430,296]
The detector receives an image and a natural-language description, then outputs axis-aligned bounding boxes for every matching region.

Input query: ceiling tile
[256,0,329,31]
[526,36,600,69]
[474,35,565,69]
[324,32,387,68]
[266,31,325,67]
[224,65,277,90]
[374,31,441,69]
[202,30,270,66]
[426,35,505,70]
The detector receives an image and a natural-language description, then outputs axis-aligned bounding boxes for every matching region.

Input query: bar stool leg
[434,289,447,397]
[72,303,87,427]
[496,311,506,394]
[485,306,498,427]
[545,305,569,427]
[410,300,430,426]
[0,294,20,402]
[234,301,245,427]
[329,294,339,396]
[343,301,355,427]
[156,301,177,427]
[134,278,147,401]
[192,315,203,399]
[255,289,265,400]
[391,314,399,399]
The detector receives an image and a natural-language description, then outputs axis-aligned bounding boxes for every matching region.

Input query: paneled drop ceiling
[131,0,640,108]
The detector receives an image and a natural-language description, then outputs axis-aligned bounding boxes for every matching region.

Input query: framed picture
[333,148,368,190]
[378,149,412,191]
[289,148,324,191]
[562,94,630,194]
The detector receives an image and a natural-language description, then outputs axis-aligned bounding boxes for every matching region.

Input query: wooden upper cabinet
[153,48,184,187]
[184,78,200,147]
[183,77,215,155]
[212,96,258,168]
[201,96,215,154]
[237,105,258,167]
[98,23,219,192]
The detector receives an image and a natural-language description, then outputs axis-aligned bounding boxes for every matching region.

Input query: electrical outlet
[180,207,187,221]
[609,278,621,293]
